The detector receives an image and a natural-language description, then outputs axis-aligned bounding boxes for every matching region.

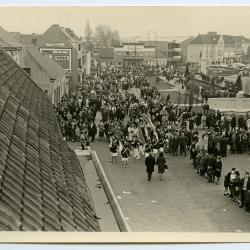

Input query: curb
[91,150,131,232]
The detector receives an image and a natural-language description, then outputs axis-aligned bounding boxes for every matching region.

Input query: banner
[40,48,72,70]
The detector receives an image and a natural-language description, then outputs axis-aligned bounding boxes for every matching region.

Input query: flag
[119,141,123,153]
[199,49,203,58]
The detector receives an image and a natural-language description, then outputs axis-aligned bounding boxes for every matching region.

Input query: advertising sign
[40,48,72,70]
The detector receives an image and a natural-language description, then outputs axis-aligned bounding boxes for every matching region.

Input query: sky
[1,6,250,40]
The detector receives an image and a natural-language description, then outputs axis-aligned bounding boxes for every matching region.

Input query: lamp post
[148,31,158,67]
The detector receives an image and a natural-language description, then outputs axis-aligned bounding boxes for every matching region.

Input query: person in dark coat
[156,152,167,180]
[231,114,236,131]
[244,191,250,212]
[179,132,187,156]
[172,133,179,156]
[239,171,250,208]
[220,135,228,157]
[88,122,97,142]
[145,152,155,181]
[213,142,221,158]
[190,143,197,169]
[207,154,216,183]
[214,156,222,185]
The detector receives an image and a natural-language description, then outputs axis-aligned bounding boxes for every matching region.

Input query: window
[78,58,82,68]
[78,75,81,82]
[78,44,81,51]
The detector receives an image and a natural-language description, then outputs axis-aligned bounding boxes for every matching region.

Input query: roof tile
[0,48,100,231]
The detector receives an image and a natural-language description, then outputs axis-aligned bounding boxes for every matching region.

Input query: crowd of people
[55,64,250,212]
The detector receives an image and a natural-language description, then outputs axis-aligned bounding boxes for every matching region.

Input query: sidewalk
[68,142,120,232]
[92,140,250,232]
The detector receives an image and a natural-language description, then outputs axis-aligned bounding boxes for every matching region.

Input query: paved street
[92,140,250,232]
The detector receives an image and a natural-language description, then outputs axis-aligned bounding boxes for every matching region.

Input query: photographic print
[0,4,250,241]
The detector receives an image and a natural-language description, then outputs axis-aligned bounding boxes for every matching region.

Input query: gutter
[91,150,131,232]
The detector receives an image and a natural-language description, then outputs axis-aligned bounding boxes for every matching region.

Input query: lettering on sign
[55,56,70,61]
[39,48,72,70]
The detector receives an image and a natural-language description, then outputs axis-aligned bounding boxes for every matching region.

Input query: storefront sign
[40,48,72,70]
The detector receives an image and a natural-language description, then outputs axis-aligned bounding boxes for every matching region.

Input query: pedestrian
[179,132,187,156]
[239,171,250,208]
[110,136,118,163]
[145,152,155,182]
[133,137,140,160]
[88,121,97,142]
[231,171,241,202]
[121,143,130,167]
[207,154,215,183]
[214,156,222,185]
[156,152,167,180]
[190,143,197,169]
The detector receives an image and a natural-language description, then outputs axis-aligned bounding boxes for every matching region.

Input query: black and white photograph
[1,4,250,240]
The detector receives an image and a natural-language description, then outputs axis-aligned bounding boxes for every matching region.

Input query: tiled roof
[0,48,100,231]
[223,35,250,44]
[0,27,23,48]
[12,33,42,46]
[190,34,221,45]
[41,25,80,45]
[25,46,65,79]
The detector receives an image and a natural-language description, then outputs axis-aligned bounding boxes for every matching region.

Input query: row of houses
[94,32,250,68]
[0,25,91,105]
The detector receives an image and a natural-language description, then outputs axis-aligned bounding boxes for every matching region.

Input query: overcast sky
[1,7,250,40]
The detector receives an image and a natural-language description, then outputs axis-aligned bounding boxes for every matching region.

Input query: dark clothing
[121,147,130,158]
[214,160,222,178]
[240,177,250,207]
[88,123,97,142]
[145,155,155,176]
[156,156,166,174]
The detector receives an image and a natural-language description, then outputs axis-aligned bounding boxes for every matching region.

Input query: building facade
[181,37,194,63]
[222,35,250,64]
[187,32,250,68]
[141,40,182,66]
[24,46,67,105]
[0,26,25,67]
[13,24,89,91]
[187,32,224,66]
[114,43,156,65]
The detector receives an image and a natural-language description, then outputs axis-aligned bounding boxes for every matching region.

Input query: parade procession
[1,6,250,234]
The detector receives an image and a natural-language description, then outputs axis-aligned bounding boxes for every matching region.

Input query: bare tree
[93,24,120,48]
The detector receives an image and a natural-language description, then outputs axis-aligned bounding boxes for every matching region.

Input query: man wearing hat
[240,171,250,208]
